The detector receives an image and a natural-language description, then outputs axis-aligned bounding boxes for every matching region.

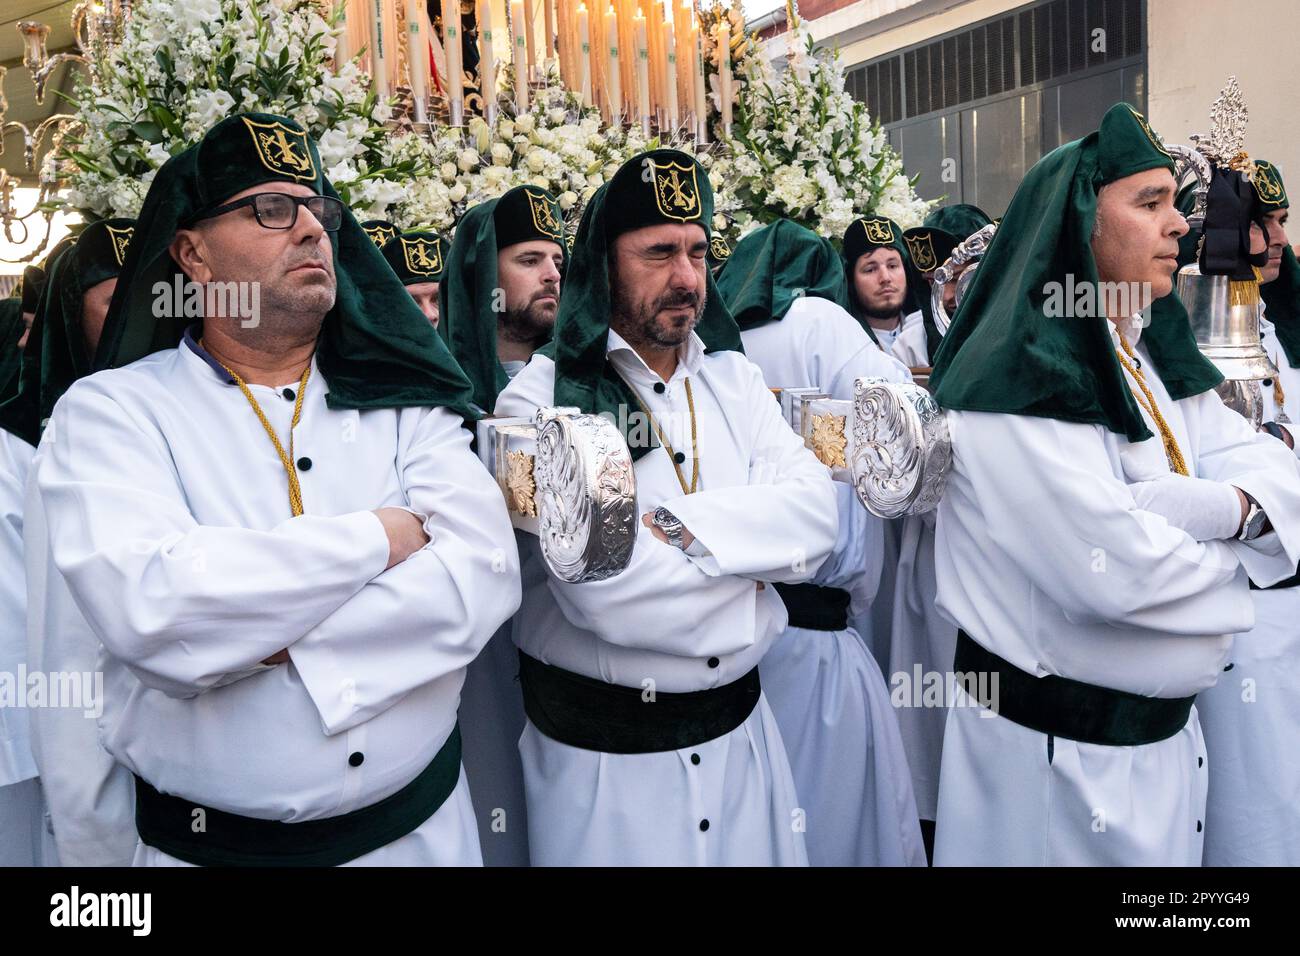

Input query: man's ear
[170,228,211,285]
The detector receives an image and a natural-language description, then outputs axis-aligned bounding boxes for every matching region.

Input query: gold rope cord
[1114,331,1190,476]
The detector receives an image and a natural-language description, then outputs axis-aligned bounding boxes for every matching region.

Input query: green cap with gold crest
[382,230,448,284]
[359,219,401,247]
[492,184,566,250]
[1252,160,1300,367]
[96,111,478,418]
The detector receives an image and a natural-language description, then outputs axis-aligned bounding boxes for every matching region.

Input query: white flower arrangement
[56,0,428,220]
[386,62,696,234]
[707,20,934,247]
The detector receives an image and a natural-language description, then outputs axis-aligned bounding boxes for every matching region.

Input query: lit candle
[525,0,537,80]
[511,0,529,110]
[370,0,390,97]
[335,3,351,64]
[440,0,463,124]
[478,0,497,121]
[606,6,621,122]
[716,20,731,135]
[544,0,556,64]
[407,0,428,122]
[662,18,677,130]
[634,13,649,135]
[577,4,592,107]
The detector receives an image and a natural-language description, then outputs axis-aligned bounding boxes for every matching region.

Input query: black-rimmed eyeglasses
[192,193,345,232]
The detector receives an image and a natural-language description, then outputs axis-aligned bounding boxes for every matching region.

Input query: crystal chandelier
[1,2,133,263]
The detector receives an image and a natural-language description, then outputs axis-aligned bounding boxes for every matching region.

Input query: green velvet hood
[930,103,1222,442]
[437,185,565,414]
[97,112,478,418]
[714,218,849,330]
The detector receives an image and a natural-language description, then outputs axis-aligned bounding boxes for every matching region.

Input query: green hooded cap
[715,218,848,330]
[842,215,933,349]
[97,112,478,417]
[543,148,743,460]
[902,226,959,275]
[0,223,134,446]
[359,219,400,247]
[923,203,993,242]
[1250,160,1300,368]
[437,186,566,414]
[381,230,448,285]
[930,102,1221,442]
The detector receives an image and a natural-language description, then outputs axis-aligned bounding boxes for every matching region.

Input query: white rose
[491,142,513,166]
[515,113,536,134]
[458,148,480,171]
[449,183,467,203]
[440,162,458,181]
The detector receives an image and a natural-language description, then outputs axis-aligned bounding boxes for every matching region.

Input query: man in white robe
[715,218,924,866]
[1198,158,1300,865]
[927,103,1300,866]
[494,150,838,866]
[436,185,567,866]
[29,113,519,866]
[5,221,135,866]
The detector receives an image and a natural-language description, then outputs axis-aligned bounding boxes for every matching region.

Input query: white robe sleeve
[287,408,522,735]
[25,463,137,866]
[0,435,36,786]
[1185,388,1300,585]
[945,410,1255,635]
[495,354,834,659]
[36,379,392,698]
[663,360,838,582]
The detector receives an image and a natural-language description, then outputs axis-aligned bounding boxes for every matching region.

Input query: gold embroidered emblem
[810,413,847,469]
[709,235,732,260]
[242,117,317,182]
[1254,161,1287,207]
[862,218,895,245]
[1126,105,1171,158]
[401,236,443,277]
[564,233,575,253]
[365,222,398,246]
[105,225,133,267]
[904,232,936,271]
[651,159,702,222]
[505,450,538,517]
[526,189,564,242]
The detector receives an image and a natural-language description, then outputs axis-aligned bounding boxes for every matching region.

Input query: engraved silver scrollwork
[850,378,952,518]
[931,222,999,335]
[533,409,637,583]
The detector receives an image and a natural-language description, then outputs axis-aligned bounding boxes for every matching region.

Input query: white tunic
[0,428,45,867]
[933,317,1300,866]
[888,309,931,371]
[30,338,521,866]
[1197,307,1300,865]
[880,314,957,821]
[494,328,838,866]
[740,297,924,866]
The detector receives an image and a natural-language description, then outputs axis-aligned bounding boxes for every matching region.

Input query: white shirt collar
[1108,313,1146,350]
[605,326,706,386]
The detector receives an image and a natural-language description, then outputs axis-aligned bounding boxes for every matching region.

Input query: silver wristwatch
[651,506,687,550]
[1238,493,1268,542]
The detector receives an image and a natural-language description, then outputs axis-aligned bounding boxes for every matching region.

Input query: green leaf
[130,121,163,144]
